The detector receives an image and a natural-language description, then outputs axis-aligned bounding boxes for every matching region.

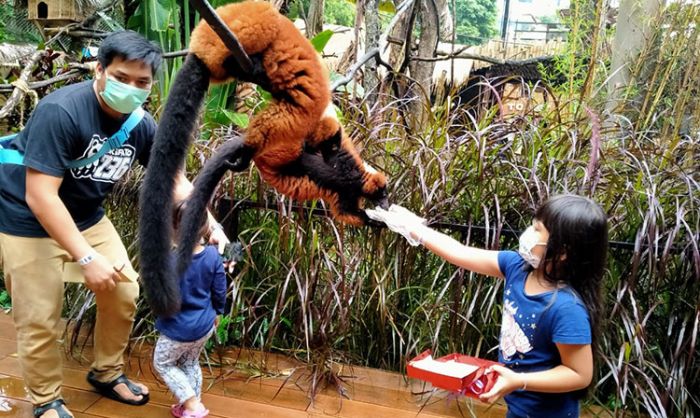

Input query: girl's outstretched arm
[408,226,502,278]
[367,205,501,278]
[479,343,593,403]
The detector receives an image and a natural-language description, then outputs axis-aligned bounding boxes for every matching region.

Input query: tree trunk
[435,0,453,40]
[607,0,663,110]
[407,0,439,127]
[363,0,380,106]
[307,0,325,38]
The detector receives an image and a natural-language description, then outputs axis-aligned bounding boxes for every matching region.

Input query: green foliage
[127,0,184,105]
[453,0,498,45]
[0,290,11,310]
[323,0,357,26]
[288,0,357,27]
[0,1,42,44]
[310,29,334,52]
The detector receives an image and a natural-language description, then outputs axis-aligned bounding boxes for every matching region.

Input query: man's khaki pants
[0,216,139,406]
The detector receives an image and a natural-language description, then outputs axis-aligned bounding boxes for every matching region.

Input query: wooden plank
[310,393,446,418]
[201,392,310,418]
[0,321,16,342]
[0,396,34,417]
[0,374,101,412]
[85,397,184,418]
[0,338,17,359]
[204,376,311,411]
[85,393,310,418]
[0,312,13,324]
[318,375,507,417]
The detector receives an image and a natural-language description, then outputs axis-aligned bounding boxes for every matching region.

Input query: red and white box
[406,350,501,399]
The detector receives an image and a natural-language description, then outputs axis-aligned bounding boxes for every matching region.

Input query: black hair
[97,30,163,75]
[534,194,608,392]
[172,199,208,242]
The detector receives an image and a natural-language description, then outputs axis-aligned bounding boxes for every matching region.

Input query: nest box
[27,0,84,24]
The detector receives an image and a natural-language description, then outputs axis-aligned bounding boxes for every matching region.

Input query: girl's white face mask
[518,225,548,268]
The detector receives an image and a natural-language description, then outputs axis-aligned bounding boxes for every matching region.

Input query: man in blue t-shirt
[0,31,228,418]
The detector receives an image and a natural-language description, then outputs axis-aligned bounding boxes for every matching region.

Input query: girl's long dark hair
[536,194,608,392]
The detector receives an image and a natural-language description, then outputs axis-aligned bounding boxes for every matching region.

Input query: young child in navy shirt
[153,200,226,418]
[367,194,608,418]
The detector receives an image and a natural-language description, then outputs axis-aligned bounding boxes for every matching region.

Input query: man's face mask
[100,76,150,114]
[518,225,548,268]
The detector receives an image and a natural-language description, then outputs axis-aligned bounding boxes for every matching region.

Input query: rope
[10,79,38,128]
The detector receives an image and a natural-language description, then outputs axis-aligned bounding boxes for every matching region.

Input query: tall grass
[52,1,700,416]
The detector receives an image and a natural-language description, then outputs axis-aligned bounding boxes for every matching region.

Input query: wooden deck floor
[0,311,509,417]
[0,311,610,418]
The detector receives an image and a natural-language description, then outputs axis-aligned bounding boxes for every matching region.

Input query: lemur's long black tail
[138,54,211,317]
[176,137,254,274]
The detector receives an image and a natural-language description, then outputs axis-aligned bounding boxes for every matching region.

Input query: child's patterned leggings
[153,329,213,403]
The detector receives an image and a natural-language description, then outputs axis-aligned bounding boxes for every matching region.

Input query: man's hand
[81,252,119,292]
[208,222,230,254]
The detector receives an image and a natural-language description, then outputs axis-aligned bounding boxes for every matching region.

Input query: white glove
[365,204,428,246]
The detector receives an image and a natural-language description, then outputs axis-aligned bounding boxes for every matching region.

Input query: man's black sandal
[86,371,150,406]
[33,399,72,418]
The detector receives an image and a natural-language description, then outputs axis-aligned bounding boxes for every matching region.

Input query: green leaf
[344,0,395,14]
[310,30,334,53]
[147,0,173,32]
[221,109,250,128]
[0,290,11,309]
[378,0,396,14]
[256,86,272,102]
[97,11,123,31]
[127,3,144,30]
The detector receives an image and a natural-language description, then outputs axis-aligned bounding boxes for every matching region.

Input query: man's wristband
[77,250,97,266]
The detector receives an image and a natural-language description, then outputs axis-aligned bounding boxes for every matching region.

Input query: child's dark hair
[97,30,163,74]
[173,199,208,242]
[535,194,608,391]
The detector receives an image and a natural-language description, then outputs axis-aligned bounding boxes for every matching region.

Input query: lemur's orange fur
[187,0,386,225]
[191,1,328,157]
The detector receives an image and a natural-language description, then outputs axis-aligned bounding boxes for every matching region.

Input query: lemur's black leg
[294,149,364,193]
[139,54,211,317]
[176,137,254,274]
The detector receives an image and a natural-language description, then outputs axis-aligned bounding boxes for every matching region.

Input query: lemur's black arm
[138,54,211,317]
[176,137,254,273]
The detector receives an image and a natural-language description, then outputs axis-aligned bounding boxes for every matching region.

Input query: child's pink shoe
[181,408,209,418]
[171,403,185,418]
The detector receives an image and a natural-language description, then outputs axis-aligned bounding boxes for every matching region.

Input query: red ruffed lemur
[139,0,389,316]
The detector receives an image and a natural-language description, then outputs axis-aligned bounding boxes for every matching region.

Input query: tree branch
[163,49,189,59]
[0,69,85,93]
[331,0,418,93]
[414,50,556,66]
[43,28,109,39]
[331,47,393,92]
[0,50,47,119]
